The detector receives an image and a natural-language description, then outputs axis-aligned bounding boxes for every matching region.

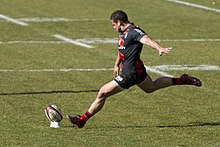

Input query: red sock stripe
[172,78,184,85]
[86,111,94,117]
[81,111,94,122]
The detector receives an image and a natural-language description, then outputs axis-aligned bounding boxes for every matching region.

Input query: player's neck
[121,23,131,31]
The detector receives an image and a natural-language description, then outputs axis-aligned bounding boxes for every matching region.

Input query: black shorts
[114,68,148,89]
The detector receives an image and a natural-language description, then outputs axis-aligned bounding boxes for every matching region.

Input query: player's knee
[97,86,109,99]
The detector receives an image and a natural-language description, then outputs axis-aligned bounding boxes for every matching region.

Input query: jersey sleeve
[132,27,146,42]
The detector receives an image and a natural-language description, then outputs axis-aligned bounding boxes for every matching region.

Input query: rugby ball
[45,104,63,122]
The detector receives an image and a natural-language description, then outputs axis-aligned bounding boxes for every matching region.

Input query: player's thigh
[137,75,155,91]
[99,80,124,97]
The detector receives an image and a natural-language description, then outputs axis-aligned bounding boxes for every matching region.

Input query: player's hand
[114,66,120,78]
[159,47,172,56]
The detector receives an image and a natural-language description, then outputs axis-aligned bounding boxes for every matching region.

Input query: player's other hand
[159,47,172,56]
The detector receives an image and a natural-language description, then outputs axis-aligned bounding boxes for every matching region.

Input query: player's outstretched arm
[140,35,172,56]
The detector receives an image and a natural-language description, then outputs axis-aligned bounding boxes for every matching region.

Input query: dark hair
[110,10,130,23]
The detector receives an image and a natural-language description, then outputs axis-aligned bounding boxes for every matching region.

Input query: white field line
[0,14,29,26]
[1,38,220,45]
[0,65,219,73]
[157,39,220,42]
[2,41,67,44]
[75,38,117,44]
[0,68,114,72]
[17,18,108,22]
[145,66,174,77]
[53,34,94,48]
[166,0,220,13]
[1,65,219,94]
[154,65,220,71]
[1,64,220,95]
[65,38,220,44]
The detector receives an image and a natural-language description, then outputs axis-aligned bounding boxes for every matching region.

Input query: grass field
[0,0,220,146]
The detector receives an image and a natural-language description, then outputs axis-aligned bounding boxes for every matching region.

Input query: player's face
[111,20,122,32]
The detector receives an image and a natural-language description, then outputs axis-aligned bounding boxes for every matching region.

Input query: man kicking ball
[66,10,202,128]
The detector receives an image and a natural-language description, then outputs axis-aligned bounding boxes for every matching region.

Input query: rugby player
[67,10,202,128]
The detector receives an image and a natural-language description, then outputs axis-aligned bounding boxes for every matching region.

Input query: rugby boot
[180,74,202,87]
[66,114,86,128]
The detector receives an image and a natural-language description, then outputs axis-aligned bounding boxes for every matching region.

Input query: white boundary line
[157,39,220,42]
[145,66,174,77]
[166,0,220,13]
[2,41,66,44]
[0,68,114,72]
[0,65,219,73]
[1,65,219,94]
[154,65,220,71]
[17,18,108,22]
[1,38,220,45]
[53,34,94,48]
[0,14,28,26]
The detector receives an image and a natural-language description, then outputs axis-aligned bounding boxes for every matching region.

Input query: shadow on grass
[0,89,99,96]
[86,122,220,129]
[48,122,220,130]
[157,122,220,128]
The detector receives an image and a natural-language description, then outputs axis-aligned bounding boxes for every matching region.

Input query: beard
[117,27,122,33]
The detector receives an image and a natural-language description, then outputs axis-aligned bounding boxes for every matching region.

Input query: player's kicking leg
[137,74,202,93]
[177,74,202,86]
[67,80,123,128]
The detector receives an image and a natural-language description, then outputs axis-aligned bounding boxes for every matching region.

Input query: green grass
[0,0,220,146]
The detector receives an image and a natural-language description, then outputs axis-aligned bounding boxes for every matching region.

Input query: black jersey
[117,25,146,75]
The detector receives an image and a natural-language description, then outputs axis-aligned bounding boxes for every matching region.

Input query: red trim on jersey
[135,59,143,67]
[136,59,144,75]
[137,69,143,75]
[118,36,124,47]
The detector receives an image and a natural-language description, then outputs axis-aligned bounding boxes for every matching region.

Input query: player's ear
[116,20,120,26]
[119,21,124,26]
[116,20,121,26]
